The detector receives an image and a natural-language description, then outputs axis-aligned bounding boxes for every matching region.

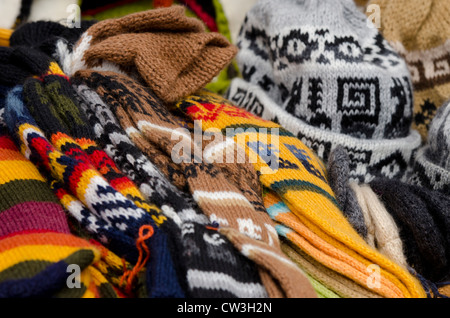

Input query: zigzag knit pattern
[5,86,142,259]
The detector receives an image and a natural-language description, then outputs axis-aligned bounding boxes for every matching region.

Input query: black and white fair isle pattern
[228,6,422,183]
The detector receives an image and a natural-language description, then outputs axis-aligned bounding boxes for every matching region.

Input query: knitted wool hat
[0,47,34,87]
[0,85,70,238]
[263,190,385,298]
[226,0,422,183]
[76,0,239,95]
[10,19,97,54]
[406,99,450,196]
[279,239,382,298]
[408,185,450,283]
[4,84,171,296]
[370,178,450,283]
[368,0,450,140]
[59,5,237,104]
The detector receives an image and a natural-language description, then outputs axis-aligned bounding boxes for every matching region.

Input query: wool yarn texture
[327,145,368,239]
[9,4,238,96]
[22,78,185,297]
[0,89,120,298]
[4,85,162,296]
[263,190,383,298]
[71,81,269,298]
[368,0,450,140]
[56,5,237,104]
[406,99,450,196]
[0,49,186,298]
[73,69,317,298]
[174,88,427,298]
[225,0,421,184]
[280,239,382,298]
[9,19,96,55]
[370,178,449,283]
[349,182,408,269]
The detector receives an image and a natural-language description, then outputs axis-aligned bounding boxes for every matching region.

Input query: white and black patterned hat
[406,99,450,195]
[226,0,422,183]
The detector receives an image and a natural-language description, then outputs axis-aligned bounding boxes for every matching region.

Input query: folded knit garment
[173,89,426,298]
[0,89,121,298]
[10,2,239,96]
[0,47,185,297]
[72,69,317,298]
[70,81,269,298]
[349,182,408,269]
[280,239,382,298]
[0,1,446,300]
[327,146,368,239]
[370,178,450,284]
[265,191,382,298]
[406,98,450,196]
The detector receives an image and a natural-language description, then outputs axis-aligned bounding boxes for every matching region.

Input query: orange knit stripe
[0,232,96,251]
[0,148,29,161]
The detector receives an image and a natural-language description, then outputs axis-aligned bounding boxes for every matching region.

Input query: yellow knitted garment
[0,28,12,47]
[175,90,426,298]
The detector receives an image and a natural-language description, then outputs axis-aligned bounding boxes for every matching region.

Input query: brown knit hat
[65,5,237,104]
[368,0,450,140]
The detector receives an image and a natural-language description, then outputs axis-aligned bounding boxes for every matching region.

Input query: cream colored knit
[350,182,409,269]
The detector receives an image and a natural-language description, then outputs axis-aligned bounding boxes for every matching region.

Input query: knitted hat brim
[227,77,422,183]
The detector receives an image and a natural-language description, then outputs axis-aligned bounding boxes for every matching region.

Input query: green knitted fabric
[82,0,199,24]
[305,273,341,298]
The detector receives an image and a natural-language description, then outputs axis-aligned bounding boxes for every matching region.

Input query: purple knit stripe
[0,201,70,236]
